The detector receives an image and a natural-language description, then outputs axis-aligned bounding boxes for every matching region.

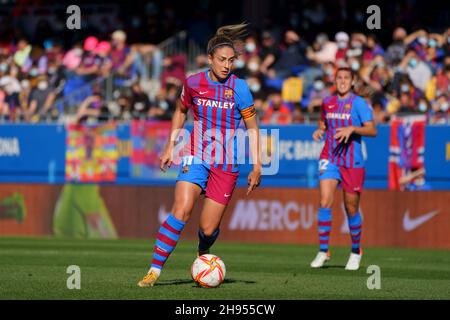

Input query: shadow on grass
[155,278,256,287]
[320,265,346,269]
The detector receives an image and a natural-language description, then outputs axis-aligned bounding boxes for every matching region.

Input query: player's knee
[344,204,358,215]
[200,226,217,237]
[171,205,191,222]
[320,198,333,208]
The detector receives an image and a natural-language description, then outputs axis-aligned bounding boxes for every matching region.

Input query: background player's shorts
[176,156,239,205]
[318,159,365,194]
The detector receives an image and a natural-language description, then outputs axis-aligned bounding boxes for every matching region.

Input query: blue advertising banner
[0,124,66,183]
[0,123,448,189]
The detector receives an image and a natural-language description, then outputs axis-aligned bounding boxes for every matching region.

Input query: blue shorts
[176,156,239,205]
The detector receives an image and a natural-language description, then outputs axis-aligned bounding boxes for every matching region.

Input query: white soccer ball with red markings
[191,254,226,288]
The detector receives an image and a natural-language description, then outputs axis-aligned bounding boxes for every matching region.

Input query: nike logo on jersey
[402,210,439,232]
[199,91,208,95]
[224,194,231,198]
[328,105,335,109]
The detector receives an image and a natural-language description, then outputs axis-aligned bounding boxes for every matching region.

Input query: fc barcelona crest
[182,165,189,173]
[344,104,351,110]
[224,89,233,99]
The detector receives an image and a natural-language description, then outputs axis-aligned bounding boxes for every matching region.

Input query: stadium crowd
[0,13,449,125]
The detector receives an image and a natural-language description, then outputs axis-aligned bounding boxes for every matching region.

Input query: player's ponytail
[207,22,249,56]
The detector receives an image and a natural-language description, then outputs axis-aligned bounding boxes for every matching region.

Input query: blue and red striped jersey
[319,93,373,168]
[180,70,254,172]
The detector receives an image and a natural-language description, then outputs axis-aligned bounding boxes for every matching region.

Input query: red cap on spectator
[83,36,99,52]
[95,41,111,55]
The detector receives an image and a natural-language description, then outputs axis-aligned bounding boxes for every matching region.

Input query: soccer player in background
[138,23,262,287]
[310,67,377,270]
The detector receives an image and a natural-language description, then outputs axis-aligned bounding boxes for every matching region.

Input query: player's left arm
[242,109,262,195]
[237,80,261,195]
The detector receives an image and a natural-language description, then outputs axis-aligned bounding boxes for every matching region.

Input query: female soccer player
[138,23,262,287]
[310,67,377,270]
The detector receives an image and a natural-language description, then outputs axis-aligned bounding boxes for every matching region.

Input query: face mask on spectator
[337,41,347,49]
[30,68,39,77]
[418,36,427,46]
[250,82,261,92]
[418,102,427,112]
[234,59,245,69]
[428,39,437,48]
[350,61,360,71]
[245,42,256,53]
[408,58,418,68]
[248,62,259,72]
[21,79,30,89]
[0,63,7,73]
[313,80,324,91]
[441,102,449,112]
[48,67,57,75]
[37,80,48,91]
[351,41,362,49]
[401,84,410,93]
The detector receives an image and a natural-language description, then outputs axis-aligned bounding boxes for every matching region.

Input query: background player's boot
[310,251,330,268]
[345,249,362,270]
[138,269,160,287]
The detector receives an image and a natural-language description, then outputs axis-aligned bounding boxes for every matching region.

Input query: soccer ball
[191,254,226,288]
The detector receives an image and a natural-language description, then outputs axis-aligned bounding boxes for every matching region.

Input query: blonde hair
[207,22,249,56]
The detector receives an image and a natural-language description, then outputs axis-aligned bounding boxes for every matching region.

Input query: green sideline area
[0,237,449,300]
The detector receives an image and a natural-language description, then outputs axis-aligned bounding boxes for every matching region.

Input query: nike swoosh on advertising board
[402,210,440,232]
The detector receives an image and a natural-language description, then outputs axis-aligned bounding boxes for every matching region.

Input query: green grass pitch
[0,237,449,300]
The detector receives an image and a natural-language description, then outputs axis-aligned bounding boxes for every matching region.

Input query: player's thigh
[172,181,203,222]
[340,167,365,215]
[319,179,339,208]
[318,160,340,208]
[199,198,227,236]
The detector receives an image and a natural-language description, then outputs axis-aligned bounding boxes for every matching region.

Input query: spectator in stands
[426,63,450,101]
[95,41,113,78]
[261,89,292,125]
[129,81,151,119]
[110,30,133,75]
[26,75,56,122]
[75,92,109,123]
[364,34,385,63]
[334,31,350,67]
[273,30,308,79]
[306,33,337,64]
[77,36,100,82]
[13,38,31,69]
[259,31,280,77]
[429,94,449,124]
[307,77,330,113]
[243,35,259,60]
[160,54,186,90]
[399,48,432,92]
[386,27,407,66]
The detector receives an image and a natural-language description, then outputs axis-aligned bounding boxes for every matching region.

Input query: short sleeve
[180,80,192,108]
[235,80,254,111]
[355,97,373,123]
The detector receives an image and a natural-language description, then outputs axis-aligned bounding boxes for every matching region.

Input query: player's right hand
[312,129,324,142]
[159,146,173,172]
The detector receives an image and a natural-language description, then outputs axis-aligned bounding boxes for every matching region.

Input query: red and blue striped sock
[151,214,185,271]
[347,212,362,254]
[318,207,332,252]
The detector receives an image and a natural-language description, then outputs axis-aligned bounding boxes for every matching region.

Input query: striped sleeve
[240,105,256,120]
